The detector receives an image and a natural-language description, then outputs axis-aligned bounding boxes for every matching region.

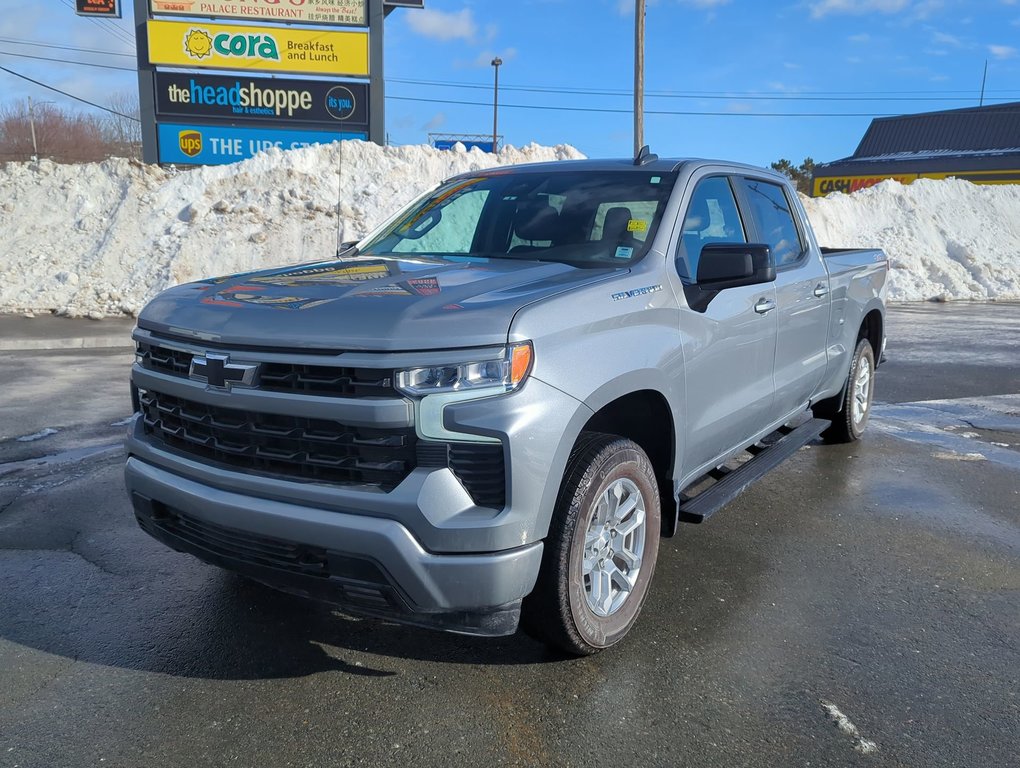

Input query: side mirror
[697,243,775,290]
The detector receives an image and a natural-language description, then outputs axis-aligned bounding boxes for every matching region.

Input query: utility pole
[28,97,39,162]
[491,56,503,154]
[634,0,645,156]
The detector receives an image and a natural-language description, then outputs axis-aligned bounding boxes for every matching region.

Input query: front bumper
[125,332,596,635]
[126,457,543,636]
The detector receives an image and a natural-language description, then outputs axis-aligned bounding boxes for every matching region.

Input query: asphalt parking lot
[0,303,1017,768]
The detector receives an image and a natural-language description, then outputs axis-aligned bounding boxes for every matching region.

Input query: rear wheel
[816,338,876,443]
[521,433,661,655]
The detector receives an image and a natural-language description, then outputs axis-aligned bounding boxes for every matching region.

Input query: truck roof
[450,157,787,180]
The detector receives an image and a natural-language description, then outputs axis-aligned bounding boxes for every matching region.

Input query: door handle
[754,298,776,315]
[813,283,830,298]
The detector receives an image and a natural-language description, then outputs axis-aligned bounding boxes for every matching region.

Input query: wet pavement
[1,304,1017,768]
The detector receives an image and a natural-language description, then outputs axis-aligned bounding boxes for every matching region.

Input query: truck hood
[137,254,618,351]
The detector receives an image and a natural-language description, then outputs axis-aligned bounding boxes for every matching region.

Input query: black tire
[815,338,876,443]
[521,432,661,655]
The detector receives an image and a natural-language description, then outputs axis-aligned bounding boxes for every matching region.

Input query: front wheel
[816,338,876,443]
[521,433,661,655]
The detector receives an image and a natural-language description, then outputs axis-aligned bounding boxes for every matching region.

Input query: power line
[0,64,139,121]
[58,0,135,47]
[0,37,134,57]
[389,77,1020,104]
[0,50,136,72]
[386,94,902,118]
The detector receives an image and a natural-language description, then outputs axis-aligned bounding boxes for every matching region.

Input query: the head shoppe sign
[146,18,369,77]
[149,0,367,27]
[154,72,368,131]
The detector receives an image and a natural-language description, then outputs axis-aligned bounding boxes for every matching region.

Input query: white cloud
[931,31,961,46]
[848,33,871,42]
[422,112,446,132]
[406,8,477,42]
[679,0,731,6]
[809,0,910,19]
[988,44,1017,59]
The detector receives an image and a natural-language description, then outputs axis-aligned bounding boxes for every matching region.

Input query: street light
[491,56,502,154]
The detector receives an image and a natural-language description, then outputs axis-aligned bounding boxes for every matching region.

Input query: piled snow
[803,178,1020,302]
[0,141,584,318]
[1,144,1018,317]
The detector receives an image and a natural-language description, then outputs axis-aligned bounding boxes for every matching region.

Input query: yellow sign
[812,174,915,197]
[149,0,367,27]
[146,19,369,77]
[813,169,1020,197]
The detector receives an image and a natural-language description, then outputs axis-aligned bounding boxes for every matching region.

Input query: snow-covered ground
[1,142,1018,318]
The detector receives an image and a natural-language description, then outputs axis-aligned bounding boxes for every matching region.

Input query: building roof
[851,101,1020,159]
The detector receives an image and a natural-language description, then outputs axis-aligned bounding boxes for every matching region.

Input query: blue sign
[433,139,495,153]
[157,123,367,165]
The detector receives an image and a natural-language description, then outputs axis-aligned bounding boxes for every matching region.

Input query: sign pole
[369,0,385,145]
[134,0,158,163]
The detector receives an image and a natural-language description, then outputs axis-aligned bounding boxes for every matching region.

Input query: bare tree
[0,98,142,164]
[103,91,142,158]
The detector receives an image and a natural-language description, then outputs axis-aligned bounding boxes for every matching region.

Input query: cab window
[737,179,804,267]
[676,176,747,283]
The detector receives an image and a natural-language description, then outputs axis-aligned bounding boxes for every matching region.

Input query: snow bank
[0,141,584,318]
[802,178,1020,302]
[1,145,1018,318]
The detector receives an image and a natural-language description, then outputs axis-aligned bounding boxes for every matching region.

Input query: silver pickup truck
[125,151,887,654]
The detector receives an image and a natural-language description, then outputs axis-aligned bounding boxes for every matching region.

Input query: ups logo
[178,130,202,157]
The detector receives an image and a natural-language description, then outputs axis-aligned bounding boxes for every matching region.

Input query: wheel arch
[859,306,884,363]
[575,387,678,538]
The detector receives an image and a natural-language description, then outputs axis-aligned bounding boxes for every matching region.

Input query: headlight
[395,342,533,397]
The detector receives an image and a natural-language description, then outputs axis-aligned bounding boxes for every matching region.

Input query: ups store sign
[154,72,368,131]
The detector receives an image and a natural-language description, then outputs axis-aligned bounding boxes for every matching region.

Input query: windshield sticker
[627,219,648,232]
[614,246,634,259]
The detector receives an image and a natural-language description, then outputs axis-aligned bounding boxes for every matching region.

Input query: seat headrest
[515,201,561,241]
[602,206,634,241]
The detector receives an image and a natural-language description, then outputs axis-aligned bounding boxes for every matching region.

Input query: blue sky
[2,0,1019,166]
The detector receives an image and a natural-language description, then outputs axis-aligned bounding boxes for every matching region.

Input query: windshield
[358,170,678,268]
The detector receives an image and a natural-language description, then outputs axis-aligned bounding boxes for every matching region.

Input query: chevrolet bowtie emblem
[189,353,260,390]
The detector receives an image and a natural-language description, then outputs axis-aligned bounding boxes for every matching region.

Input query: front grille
[140,343,192,376]
[140,390,416,491]
[136,341,395,398]
[258,361,393,397]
